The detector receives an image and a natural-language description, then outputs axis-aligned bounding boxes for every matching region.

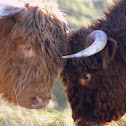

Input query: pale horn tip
[62,54,80,59]
[62,55,69,59]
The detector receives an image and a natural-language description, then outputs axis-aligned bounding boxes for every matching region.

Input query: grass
[0,98,74,126]
[0,98,126,126]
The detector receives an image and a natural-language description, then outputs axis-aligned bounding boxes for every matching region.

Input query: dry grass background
[0,98,126,126]
[0,97,74,126]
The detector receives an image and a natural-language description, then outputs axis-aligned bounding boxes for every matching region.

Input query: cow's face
[61,28,117,125]
[0,0,69,109]
[0,36,52,109]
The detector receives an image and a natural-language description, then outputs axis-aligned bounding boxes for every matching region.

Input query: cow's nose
[31,96,49,109]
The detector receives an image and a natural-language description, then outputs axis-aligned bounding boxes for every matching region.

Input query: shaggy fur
[60,0,126,125]
[0,1,70,109]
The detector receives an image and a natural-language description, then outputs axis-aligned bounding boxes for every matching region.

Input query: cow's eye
[80,73,91,86]
[24,45,31,51]
[20,44,35,58]
[83,74,90,80]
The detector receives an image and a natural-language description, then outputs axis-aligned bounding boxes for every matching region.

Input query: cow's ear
[101,38,117,69]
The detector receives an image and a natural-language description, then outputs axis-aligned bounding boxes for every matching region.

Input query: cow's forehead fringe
[28,0,67,24]
[10,0,69,67]
[11,1,68,45]
[11,0,68,40]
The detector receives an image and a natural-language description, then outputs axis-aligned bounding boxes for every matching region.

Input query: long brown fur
[0,0,70,109]
[60,0,126,125]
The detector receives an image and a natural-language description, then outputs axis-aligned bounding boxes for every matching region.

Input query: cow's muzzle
[31,96,49,109]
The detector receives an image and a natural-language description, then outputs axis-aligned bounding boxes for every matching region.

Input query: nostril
[75,119,81,126]
[32,97,39,105]
[32,96,49,109]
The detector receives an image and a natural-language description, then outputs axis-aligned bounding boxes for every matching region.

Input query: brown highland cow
[0,0,70,109]
[61,0,126,125]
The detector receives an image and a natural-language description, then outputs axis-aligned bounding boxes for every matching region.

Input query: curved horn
[62,30,107,59]
[0,0,26,19]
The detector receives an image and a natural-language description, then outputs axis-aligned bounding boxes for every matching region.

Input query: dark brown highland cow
[61,0,126,125]
[0,0,70,109]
